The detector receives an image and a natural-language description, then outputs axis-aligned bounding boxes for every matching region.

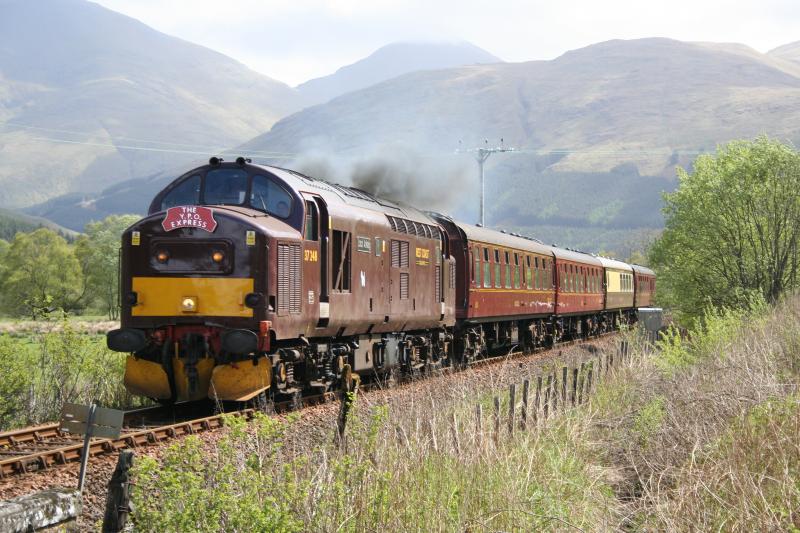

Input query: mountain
[238,38,800,253]
[28,38,800,255]
[296,41,501,105]
[0,0,302,208]
[769,41,800,63]
[0,208,77,241]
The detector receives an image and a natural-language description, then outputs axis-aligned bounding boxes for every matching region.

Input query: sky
[91,0,799,86]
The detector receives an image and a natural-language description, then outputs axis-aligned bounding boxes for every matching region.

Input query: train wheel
[249,390,274,414]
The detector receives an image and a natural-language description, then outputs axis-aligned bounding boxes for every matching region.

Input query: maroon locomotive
[107,158,655,403]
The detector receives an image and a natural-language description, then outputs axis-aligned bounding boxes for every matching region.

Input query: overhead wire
[0,120,710,159]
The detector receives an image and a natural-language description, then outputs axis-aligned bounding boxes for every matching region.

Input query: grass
[122,295,800,531]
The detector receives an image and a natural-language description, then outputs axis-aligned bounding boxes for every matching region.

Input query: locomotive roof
[263,165,439,226]
[456,222,554,256]
[596,256,634,272]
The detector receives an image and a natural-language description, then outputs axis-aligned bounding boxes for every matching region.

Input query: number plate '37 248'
[304,249,318,262]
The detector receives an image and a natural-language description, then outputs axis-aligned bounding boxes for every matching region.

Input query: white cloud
[93,0,800,85]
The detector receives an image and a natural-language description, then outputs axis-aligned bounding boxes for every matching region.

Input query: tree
[0,229,85,318]
[650,137,800,321]
[74,215,140,320]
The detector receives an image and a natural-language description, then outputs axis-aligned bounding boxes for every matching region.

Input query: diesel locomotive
[106,157,655,404]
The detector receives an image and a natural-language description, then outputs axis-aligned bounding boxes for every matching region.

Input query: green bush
[0,320,143,429]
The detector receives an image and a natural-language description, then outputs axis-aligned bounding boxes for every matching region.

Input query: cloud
[93,0,800,85]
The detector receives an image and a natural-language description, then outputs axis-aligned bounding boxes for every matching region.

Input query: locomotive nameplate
[162,206,218,232]
[357,236,371,253]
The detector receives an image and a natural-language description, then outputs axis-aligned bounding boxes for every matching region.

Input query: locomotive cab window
[251,175,292,218]
[161,175,200,210]
[205,169,248,206]
[304,201,319,240]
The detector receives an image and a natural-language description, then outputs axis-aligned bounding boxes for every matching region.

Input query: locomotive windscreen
[158,169,294,219]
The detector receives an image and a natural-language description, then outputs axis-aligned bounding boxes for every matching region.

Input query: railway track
[0,332,616,479]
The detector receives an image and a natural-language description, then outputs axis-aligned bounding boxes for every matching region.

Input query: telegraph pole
[459,139,515,226]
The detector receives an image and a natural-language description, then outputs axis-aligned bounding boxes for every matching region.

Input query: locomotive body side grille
[278,243,302,313]
[400,272,409,300]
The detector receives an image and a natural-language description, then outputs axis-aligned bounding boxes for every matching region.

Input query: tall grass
[130,297,800,532]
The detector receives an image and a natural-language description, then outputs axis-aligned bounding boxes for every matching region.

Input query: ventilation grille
[450,262,456,289]
[278,243,301,313]
[386,215,441,240]
[400,272,409,300]
[391,240,409,268]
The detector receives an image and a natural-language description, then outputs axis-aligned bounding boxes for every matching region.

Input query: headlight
[212,251,225,263]
[156,250,169,263]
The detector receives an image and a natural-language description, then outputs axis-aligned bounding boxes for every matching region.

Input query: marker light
[156,250,169,263]
[212,251,224,263]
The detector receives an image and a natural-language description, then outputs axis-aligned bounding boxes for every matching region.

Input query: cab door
[300,194,327,331]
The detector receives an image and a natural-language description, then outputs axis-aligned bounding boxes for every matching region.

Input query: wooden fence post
[102,451,134,533]
[561,367,568,405]
[578,363,586,404]
[508,384,516,436]
[521,379,530,430]
[543,375,551,419]
[336,364,355,448]
[571,367,579,406]
[534,375,542,424]
[551,371,558,413]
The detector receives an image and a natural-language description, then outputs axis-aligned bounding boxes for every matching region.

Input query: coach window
[505,252,512,289]
[161,175,200,210]
[526,257,533,289]
[474,247,481,287]
[483,248,491,288]
[514,256,521,289]
[470,249,475,284]
[494,250,501,288]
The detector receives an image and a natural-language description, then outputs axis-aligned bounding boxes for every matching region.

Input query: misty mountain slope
[247,38,800,177]
[769,41,800,63]
[296,41,501,105]
[29,38,800,256]
[238,38,800,251]
[0,0,302,208]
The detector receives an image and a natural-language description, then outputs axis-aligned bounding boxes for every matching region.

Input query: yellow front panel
[132,277,254,317]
